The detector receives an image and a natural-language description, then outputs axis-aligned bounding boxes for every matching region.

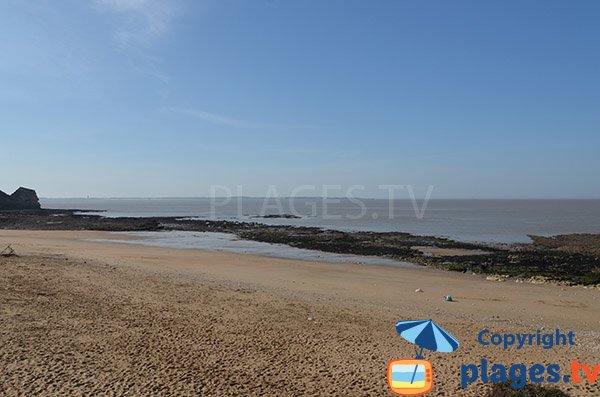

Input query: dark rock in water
[0,187,41,210]
[251,214,301,219]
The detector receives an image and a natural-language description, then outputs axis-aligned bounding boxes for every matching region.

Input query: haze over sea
[41,198,600,244]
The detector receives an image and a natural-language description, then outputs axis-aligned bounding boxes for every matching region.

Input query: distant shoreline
[1,208,599,285]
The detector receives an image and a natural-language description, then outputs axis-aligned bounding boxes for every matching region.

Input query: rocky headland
[0,187,41,210]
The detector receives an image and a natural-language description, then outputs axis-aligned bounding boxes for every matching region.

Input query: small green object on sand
[445,295,453,302]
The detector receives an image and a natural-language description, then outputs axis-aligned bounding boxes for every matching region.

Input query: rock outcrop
[0,187,41,210]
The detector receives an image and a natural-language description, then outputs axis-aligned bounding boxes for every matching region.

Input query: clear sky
[1,0,598,198]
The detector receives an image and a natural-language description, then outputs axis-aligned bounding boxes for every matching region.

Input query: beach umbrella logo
[387,319,460,396]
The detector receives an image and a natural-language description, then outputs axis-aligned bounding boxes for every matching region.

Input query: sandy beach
[0,230,598,396]
[4,0,599,395]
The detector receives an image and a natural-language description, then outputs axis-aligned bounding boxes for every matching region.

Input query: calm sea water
[88,231,417,268]
[41,198,600,244]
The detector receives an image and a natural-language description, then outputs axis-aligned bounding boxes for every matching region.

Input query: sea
[40,198,600,245]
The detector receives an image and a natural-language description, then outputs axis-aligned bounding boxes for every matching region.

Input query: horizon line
[39,196,600,200]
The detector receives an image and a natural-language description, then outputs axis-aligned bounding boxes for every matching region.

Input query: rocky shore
[1,209,598,285]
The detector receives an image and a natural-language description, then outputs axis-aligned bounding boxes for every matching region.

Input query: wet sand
[0,230,598,396]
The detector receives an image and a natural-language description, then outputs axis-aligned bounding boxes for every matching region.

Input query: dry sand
[0,230,598,396]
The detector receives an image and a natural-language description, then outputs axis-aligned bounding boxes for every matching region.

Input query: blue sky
[1,0,598,198]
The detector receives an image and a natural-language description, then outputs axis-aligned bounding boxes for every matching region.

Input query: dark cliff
[0,187,41,210]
